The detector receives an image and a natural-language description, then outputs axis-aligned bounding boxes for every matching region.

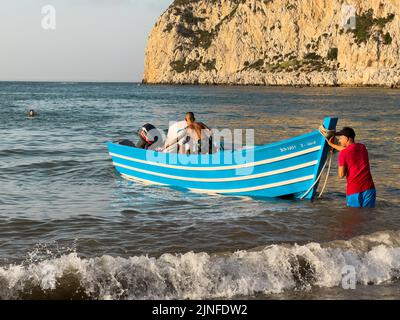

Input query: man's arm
[199,123,213,138]
[326,137,345,152]
[338,150,347,178]
[338,166,347,179]
[202,123,211,131]
[165,128,188,150]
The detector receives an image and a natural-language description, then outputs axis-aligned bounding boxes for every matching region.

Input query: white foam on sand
[1,230,400,299]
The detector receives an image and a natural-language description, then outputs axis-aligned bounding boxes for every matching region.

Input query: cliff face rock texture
[143,0,400,87]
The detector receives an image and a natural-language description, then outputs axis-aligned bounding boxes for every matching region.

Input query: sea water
[0,82,399,299]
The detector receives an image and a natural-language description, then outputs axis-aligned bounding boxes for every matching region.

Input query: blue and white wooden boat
[107,117,338,201]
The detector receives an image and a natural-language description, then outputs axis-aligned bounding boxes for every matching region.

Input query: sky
[0,0,172,82]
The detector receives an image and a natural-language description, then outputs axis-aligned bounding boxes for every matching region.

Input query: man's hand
[326,137,335,147]
[326,137,345,152]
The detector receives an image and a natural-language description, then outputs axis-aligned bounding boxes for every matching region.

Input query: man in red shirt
[327,127,376,208]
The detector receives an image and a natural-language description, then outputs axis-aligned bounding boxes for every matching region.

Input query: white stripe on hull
[189,175,315,194]
[109,146,321,171]
[113,160,318,182]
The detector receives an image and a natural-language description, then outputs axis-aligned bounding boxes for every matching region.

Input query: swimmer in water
[27,110,37,117]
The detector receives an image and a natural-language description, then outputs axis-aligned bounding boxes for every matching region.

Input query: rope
[299,123,336,200]
[300,149,333,200]
[319,125,336,139]
[318,149,333,199]
[299,156,328,200]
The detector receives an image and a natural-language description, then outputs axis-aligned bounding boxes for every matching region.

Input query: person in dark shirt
[327,127,376,208]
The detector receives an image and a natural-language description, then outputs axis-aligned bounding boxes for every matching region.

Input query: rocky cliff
[143,0,400,87]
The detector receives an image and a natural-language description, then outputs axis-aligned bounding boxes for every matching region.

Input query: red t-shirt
[338,143,375,196]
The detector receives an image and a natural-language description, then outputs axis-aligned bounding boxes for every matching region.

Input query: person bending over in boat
[164,112,214,154]
[326,127,376,208]
[183,112,214,154]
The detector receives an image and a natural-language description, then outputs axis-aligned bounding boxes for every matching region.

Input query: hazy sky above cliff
[1,0,172,82]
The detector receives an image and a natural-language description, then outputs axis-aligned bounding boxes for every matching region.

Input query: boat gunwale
[108,130,321,160]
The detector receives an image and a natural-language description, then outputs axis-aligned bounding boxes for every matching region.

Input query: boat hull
[108,117,338,200]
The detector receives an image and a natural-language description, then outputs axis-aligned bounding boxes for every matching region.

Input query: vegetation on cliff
[144,0,399,87]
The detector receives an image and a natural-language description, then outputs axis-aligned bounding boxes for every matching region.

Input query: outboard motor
[136,123,164,150]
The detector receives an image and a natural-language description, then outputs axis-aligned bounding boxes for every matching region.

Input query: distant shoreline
[1,80,399,89]
[0,80,141,85]
[140,81,400,89]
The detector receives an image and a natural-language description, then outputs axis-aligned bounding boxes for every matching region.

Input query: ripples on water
[0,82,399,299]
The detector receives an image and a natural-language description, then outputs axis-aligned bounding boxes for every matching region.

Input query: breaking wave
[1,230,400,300]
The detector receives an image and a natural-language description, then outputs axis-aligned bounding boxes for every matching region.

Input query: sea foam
[1,230,400,299]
